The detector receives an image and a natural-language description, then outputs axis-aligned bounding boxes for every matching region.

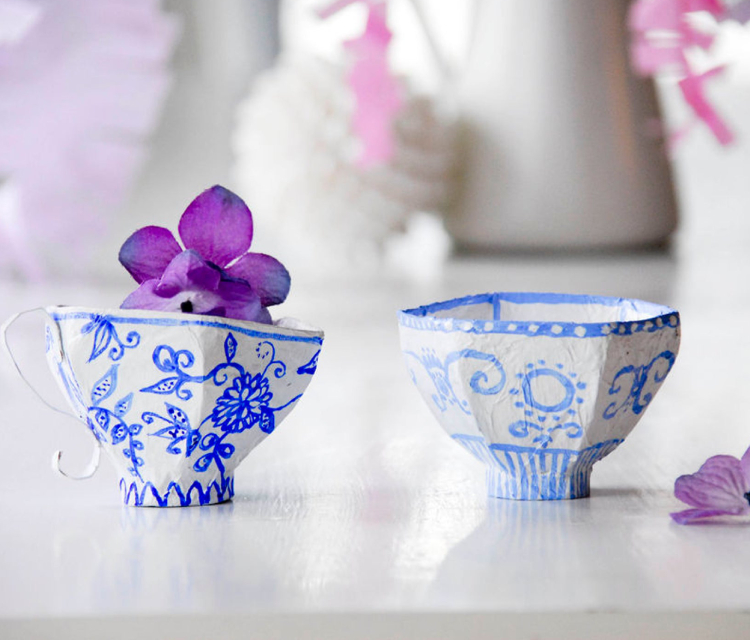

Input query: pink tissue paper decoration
[671,444,750,524]
[318,0,403,167]
[0,0,179,279]
[629,0,750,147]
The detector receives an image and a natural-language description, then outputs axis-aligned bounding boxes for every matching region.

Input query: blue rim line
[49,310,324,345]
[398,291,679,338]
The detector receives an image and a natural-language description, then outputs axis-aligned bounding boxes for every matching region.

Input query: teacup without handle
[398,292,680,500]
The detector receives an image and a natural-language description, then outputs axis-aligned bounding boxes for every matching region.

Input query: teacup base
[119,475,235,507]
[453,435,623,501]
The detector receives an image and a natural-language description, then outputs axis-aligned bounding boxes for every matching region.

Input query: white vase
[447,0,678,250]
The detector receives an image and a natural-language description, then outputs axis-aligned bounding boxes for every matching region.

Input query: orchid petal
[178,185,253,268]
[118,226,181,284]
[674,455,750,511]
[155,250,220,298]
[225,252,291,307]
[122,278,234,318]
[121,280,181,312]
[670,507,743,525]
[216,279,269,323]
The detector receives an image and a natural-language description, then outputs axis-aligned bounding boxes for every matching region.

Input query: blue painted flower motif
[211,372,272,433]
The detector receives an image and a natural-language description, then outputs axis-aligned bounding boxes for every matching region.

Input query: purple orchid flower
[671,445,750,524]
[119,186,290,323]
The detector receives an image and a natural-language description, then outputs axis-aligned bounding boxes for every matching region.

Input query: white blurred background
[1,0,749,291]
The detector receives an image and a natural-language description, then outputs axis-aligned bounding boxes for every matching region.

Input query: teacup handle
[1,308,101,480]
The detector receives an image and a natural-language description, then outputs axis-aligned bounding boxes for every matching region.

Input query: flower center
[181,300,193,313]
[745,491,750,506]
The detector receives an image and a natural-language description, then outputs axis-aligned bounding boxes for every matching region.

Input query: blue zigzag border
[119,475,234,507]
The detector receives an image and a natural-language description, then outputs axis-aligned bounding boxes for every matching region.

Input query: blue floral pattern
[138,335,301,483]
[46,309,322,507]
[86,365,145,481]
[507,361,587,448]
[211,373,272,433]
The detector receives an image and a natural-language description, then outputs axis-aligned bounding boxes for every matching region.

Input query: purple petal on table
[670,507,742,525]
[178,185,253,268]
[740,444,750,485]
[155,250,221,298]
[674,455,750,511]
[118,226,181,283]
[225,252,291,307]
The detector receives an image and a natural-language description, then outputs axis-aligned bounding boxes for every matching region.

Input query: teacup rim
[45,305,324,344]
[398,291,679,339]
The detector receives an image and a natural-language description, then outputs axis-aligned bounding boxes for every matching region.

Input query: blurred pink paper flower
[629,0,750,146]
[0,0,178,278]
[318,0,403,167]
[671,444,750,524]
[120,186,290,324]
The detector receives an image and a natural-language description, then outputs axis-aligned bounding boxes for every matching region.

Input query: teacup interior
[418,293,671,324]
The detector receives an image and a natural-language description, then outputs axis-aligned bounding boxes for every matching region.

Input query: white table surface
[2,196,750,639]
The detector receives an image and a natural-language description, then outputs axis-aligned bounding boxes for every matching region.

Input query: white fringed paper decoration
[0,0,179,278]
[232,5,455,278]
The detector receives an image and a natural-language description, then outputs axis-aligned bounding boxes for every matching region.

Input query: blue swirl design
[403,348,506,414]
[603,350,676,420]
[80,315,140,362]
[142,333,302,481]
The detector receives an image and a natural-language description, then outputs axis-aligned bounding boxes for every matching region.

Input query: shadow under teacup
[3,306,323,507]
[398,292,680,500]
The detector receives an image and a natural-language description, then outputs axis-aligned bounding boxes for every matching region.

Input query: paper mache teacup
[8,306,323,507]
[398,292,680,500]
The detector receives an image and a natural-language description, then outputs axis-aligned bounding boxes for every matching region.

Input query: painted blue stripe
[492,294,502,321]
[405,290,669,312]
[398,291,678,339]
[487,441,621,456]
[454,434,623,500]
[517,451,529,500]
[528,454,539,499]
[505,451,519,498]
[551,451,562,500]
[50,311,323,345]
